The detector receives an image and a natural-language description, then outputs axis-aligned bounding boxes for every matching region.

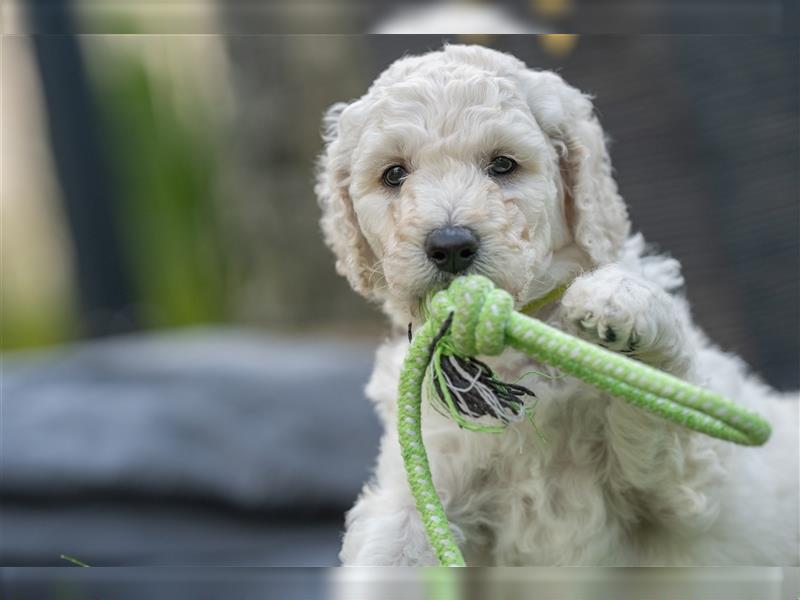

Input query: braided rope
[397,275,772,567]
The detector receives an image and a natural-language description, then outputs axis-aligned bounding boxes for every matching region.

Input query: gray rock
[0,328,382,565]
[2,328,381,511]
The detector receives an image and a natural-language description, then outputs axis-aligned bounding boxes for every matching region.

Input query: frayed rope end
[423,312,537,433]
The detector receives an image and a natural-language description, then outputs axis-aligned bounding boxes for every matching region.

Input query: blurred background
[1,0,798,573]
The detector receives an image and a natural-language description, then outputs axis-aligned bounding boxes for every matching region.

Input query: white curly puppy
[316,44,798,566]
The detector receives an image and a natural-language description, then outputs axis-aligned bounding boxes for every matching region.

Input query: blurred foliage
[1,38,80,351]
[2,211,78,349]
[89,46,228,328]
[1,294,78,350]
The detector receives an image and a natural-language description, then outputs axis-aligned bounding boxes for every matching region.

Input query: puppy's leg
[558,265,721,532]
[339,483,449,566]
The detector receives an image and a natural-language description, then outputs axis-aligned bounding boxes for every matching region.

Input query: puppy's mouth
[412,262,505,317]
[425,263,480,291]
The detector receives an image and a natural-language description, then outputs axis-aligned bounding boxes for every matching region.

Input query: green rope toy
[397,275,772,567]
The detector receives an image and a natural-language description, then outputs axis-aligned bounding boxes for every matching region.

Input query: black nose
[425,226,480,274]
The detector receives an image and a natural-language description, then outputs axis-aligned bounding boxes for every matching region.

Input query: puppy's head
[316,45,629,324]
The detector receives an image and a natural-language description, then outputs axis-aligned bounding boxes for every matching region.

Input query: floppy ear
[315,102,380,300]
[521,71,630,266]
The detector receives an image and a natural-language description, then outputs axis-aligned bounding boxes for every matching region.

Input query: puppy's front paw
[560,265,689,372]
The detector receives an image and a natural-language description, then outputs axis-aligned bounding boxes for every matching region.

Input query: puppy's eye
[382,165,408,187]
[488,156,517,176]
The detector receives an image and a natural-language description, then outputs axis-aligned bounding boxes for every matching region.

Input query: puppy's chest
[382,334,614,560]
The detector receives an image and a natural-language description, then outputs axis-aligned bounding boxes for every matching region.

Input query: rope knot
[430,275,513,356]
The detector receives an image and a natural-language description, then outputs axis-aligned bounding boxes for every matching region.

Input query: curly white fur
[316,45,799,566]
